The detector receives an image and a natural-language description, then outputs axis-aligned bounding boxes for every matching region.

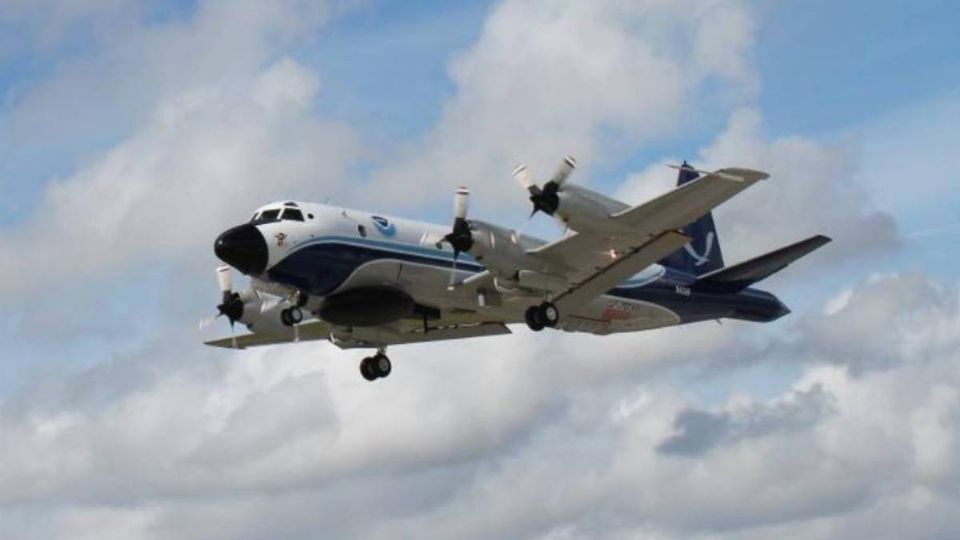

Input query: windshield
[259,209,281,221]
[281,208,304,221]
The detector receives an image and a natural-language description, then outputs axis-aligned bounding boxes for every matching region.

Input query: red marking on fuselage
[601,308,633,321]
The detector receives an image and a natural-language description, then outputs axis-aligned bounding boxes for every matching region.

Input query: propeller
[211,265,243,348]
[442,187,474,288]
[513,155,576,217]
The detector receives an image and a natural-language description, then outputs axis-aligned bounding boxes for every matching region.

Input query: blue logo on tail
[371,215,396,236]
[684,231,716,267]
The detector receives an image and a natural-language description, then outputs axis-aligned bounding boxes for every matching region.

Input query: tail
[658,161,725,275]
[693,235,831,293]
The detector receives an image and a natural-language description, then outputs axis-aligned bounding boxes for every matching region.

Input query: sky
[0,0,958,538]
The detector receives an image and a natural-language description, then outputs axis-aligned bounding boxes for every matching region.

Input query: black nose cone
[215,224,268,275]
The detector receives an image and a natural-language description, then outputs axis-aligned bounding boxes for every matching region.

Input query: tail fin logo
[684,231,715,267]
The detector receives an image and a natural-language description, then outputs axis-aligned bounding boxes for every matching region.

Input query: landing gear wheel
[280,307,303,326]
[525,305,545,331]
[359,353,392,381]
[373,353,392,378]
[539,302,559,327]
[360,357,378,381]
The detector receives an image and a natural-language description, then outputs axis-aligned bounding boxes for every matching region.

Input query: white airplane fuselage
[213,200,787,342]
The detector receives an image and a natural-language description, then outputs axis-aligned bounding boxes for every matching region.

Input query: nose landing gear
[525,301,559,331]
[360,351,392,381]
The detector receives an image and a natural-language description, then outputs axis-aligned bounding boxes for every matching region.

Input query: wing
[529,167,768,280]
[610,167,768,234]
[204,318,510,350]
[549,231,690,312]
[204,319,334,349]
[523,168,767,309]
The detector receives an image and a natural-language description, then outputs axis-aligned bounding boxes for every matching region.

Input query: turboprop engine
[436,188,569,295]
[439,187,531,280]
[513,156,637,236]
[204,266,305,345]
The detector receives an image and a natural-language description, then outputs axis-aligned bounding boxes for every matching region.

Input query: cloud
[0,3,362,296]
[796,273,958,374]
[1,1,957,539]
[2,273,958,539]
[367,0,758,214]
[617,108,900,265]
[656,384,835,456]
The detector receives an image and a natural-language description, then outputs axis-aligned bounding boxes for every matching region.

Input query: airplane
[204,158,830,381]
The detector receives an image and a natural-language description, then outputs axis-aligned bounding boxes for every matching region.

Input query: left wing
[549,231,690,312]
[530,167,767,275]
[609,167,768,234]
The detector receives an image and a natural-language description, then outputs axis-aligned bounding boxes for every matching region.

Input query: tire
[540,302,559,327]
[525,305,545,331]
[280,308,293,326]
[360,357,378,381]
[289,307,303,324]
[374,354,392,377]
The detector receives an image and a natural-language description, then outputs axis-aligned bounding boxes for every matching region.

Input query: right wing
[205,320,333,349]
[204,318,511,350]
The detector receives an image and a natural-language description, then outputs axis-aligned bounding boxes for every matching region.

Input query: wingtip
[809,234,833,247]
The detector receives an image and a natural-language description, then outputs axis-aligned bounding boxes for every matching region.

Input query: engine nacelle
[553,184,636,235]
[466,220,529,277]
[247,303,298,335]
[236,290,302,336]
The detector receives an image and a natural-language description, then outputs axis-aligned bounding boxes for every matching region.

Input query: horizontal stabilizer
[693,235,831,293]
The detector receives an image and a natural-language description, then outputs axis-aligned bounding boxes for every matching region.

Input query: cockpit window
[250,212,260,222]
[259,209,281,221]
[281,208,304,221]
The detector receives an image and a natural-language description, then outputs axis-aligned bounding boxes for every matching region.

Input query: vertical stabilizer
[658,161,725,275]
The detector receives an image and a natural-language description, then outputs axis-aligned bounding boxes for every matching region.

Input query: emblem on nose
[214,224,268,275]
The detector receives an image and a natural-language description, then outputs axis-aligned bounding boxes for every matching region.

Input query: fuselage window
[357,224,367,238]
[282,208,305,221]
[260,209,281,221]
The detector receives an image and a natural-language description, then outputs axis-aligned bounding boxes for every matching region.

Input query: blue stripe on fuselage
[266,236,789,324]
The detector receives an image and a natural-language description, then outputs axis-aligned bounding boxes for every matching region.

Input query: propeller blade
[216,265,234,308]
[548,155,576,186]
[217,265,232,293]
[453,186,470,220]
[512,164,539,194]
[447,254,459,290]
[443,186,474,290]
